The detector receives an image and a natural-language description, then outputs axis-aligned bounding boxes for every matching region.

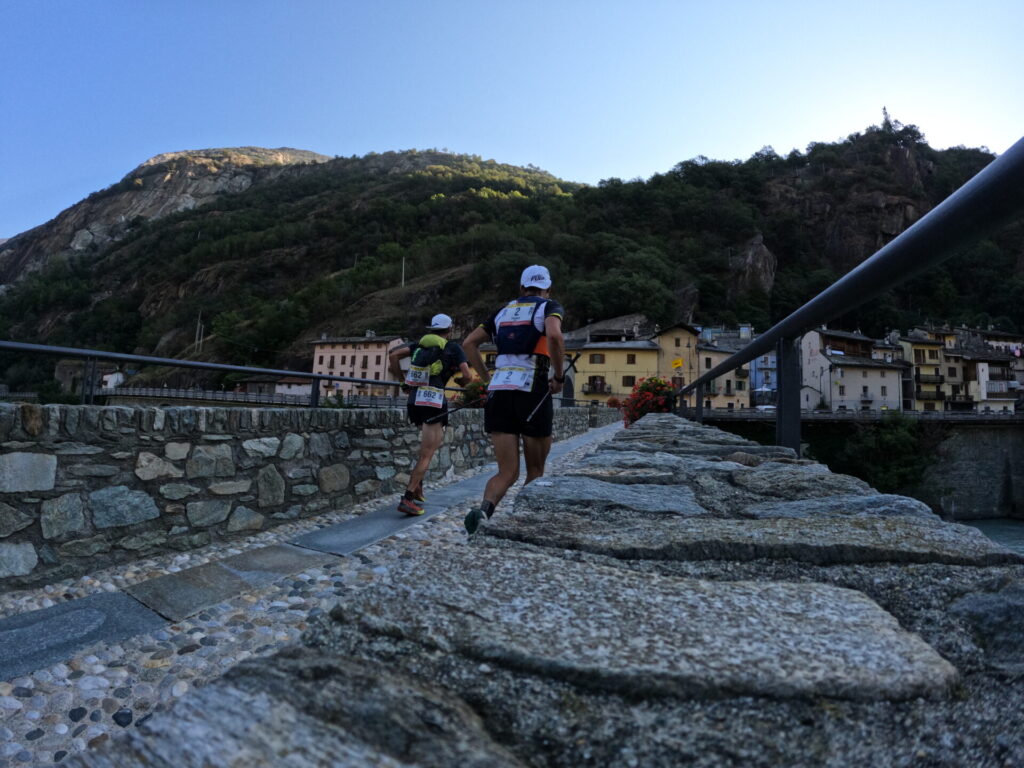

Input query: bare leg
[522,434,552,485]
[482,431,521,506]
[407,422,444,494]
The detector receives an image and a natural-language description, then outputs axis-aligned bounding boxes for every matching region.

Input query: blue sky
[2,0,1022,238]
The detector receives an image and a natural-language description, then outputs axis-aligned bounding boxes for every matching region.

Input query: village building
[310,331,405,400]
[802,328,905,412]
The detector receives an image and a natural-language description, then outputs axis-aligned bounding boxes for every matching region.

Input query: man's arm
[455,361,473,387]
[462,326,491,382]
[545,316,565,394]
[388,346,411,381]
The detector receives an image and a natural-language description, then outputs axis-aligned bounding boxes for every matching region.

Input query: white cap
[520,264,552,290]
[427,313,453,330]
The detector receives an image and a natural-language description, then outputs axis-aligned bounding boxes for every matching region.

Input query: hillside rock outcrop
[0,147,328,284]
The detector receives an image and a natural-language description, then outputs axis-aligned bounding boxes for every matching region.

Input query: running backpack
[493,296,548,356]
[406,334,447,387]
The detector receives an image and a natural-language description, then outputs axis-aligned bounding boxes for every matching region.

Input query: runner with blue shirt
[461,265,566,533]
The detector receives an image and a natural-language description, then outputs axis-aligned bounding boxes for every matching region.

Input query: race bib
[413,386,445,408]
[495,302,537,327]
[405,365,431,387]
[488,366,535,392]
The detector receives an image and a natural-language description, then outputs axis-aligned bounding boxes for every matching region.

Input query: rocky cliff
[0,147,329,285]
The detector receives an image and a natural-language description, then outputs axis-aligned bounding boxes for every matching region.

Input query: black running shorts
[484,389,553,438]
[407,402,448,427]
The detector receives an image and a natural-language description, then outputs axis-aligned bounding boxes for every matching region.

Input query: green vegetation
[806,415,944,494]
[2,121,1022,393]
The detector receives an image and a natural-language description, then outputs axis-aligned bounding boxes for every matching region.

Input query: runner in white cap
[461,265,565,533]
[388,312,472,515]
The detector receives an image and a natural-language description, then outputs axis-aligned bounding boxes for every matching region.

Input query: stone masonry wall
[0,403,593,589]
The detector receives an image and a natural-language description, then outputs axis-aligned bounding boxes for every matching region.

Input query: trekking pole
[526,351,583,422]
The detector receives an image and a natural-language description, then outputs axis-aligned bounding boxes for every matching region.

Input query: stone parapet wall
[0,403,592,589]
[587,403,624,428]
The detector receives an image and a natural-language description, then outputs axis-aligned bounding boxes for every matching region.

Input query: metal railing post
[776,336,802,452]
[694,382,705,424]
[309,384,320,408]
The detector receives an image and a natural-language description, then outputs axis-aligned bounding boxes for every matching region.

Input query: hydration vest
[493,296,550,357]
[405,334,448,388]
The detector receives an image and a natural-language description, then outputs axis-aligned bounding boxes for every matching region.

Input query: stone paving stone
[219,544,337,587]
[126,564,252,622]
[0,594,165,681]
[330,546,958,701]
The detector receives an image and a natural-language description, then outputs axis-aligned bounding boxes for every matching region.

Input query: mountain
[0,147,330,284]
[1,119,1021,394]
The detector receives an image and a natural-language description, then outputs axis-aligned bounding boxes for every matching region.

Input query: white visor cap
[520,264,552,290]
[427,313,453,330]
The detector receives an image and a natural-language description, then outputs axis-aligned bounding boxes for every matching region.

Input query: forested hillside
[1,117,1021,392]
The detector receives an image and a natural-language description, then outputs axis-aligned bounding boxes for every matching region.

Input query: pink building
[310,331,406,400]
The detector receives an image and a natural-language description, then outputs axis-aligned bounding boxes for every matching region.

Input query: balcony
[915,373,945,384]
[582,383,612,395]
[985,381,1017,399]
[948,394,975,403]
[915,389,946,401]
[988,370,1016,382]
[860,393,874,403]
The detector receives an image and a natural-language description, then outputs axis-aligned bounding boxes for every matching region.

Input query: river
[964,519,1024,555]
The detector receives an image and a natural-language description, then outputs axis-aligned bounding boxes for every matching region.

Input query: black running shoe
[464,507,484,535]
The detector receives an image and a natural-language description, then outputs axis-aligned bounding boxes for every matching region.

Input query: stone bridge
[39,412,1024,767]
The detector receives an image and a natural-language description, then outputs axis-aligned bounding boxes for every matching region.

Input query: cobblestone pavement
[0,427,615,767]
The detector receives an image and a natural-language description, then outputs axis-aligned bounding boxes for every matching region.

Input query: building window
[589,354,605,364]
[329,355,335,369]
[626,354,636,365]
[671,376,684,388]
[862,370,868,378]
[924,402,936,411]
[839,385,846,396]
[880,371,885,378]
[736,381,745,391]
[374,372,380,380]
[340,355,346,365]
[914,350,925,363]
[622,375,636,387]
[838,369,844,378]
[318,355,324,365]
[928,349,939,360]
[948,367,956,377]
[375,355,381,365]
[862,385,869,395]
[881,386,887,396]
[362,355,368,368]
[704,357,712,370]
[674,337,681,347]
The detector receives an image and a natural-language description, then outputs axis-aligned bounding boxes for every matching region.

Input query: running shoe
[413,484,426,503]
[464,507,484,534]
[398,497,425,516]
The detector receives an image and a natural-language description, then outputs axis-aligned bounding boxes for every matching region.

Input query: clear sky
[2,0,1022,238]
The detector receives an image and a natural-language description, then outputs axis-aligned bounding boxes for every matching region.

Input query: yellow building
[692,342,751,409]
[897,335,946,411]
[654,323,701,397]
[571,340,661,403]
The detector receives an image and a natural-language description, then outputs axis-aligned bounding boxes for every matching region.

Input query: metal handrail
[677,135,1024,401]
[0,339,460,407]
